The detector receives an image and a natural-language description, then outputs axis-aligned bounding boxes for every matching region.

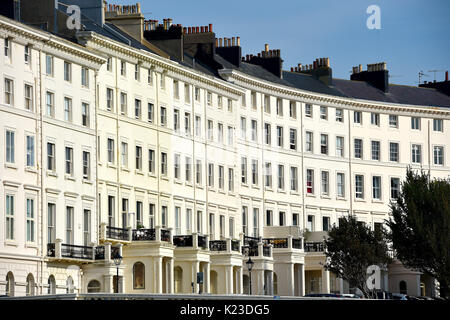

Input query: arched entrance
[243,274,250,294]
[6,272,14,297]
[87,280,101,293]
[26,274,35,296]
[273,272,278,295]
[399,281,407,295]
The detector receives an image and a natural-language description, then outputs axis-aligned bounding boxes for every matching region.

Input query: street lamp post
[113,252,122,293]
[246,257,254,295]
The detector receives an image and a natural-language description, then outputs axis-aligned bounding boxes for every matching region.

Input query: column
[168,258,174,293]
[257,269,264,295]
[104,274,113,293]
[204,262,210,294]
[225,265,233,294]
[322,269,330,294]
[339,277,344,295]
[288,263,295,296]
[237,267,243,294]
[193,261,200,293]
[154,256,162,293]
[268,271,274,295]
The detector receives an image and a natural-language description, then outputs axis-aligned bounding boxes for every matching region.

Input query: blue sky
[118,0,449,86]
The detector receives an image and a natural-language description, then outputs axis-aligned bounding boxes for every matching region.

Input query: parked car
[341,293,361,299]
[304,293,342,298]
[392,293,408,300]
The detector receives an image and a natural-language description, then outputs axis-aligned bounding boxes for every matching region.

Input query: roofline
[76,31,245,98]
[220,69,450,116]
[0,14,107,66]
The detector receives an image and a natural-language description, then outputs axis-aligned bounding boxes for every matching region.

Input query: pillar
[288,263,295,296]
[154,256,162,293]
[237,267,243,294]
[298,264,305,296]
[268,271,274,295]
[225,265,233,294]
[339,277,344,294]
[256,269,264,295]
[168,258,174,293]
[204,262,210,293]
[322,269,330,294]
[193,261,200,293]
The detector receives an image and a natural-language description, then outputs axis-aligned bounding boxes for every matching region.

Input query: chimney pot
[183,27,187,34]
[265,44,269,52]
[196,26,199,33]
[232,37,235,46]
[201,26,204,33]
[446,71,448,82]
[258,53,261,58]
[188,27,192,34]
[215,38,218,47]
[313,61,317,69]
[246,54,250,61]
[237,37,240,46]
[219,38,223,47]
[209,24,213,32]
[137,3,141,13]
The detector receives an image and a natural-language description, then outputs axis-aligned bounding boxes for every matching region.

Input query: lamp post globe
[246,257,254,295]
[113,253,122,293]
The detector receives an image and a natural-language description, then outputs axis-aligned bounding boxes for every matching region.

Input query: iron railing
[263,238,288,248]
[304,242,325,252]
[292,238,302,249]
[244,235,259,247]
[132,229,156,241]
[263,245,271,257]
[198,235,207,249]
[242,245,258,257]
[95,246,105,260]
[231,240,240,252]
[106,226,129,241]
[209,240,227,251]
[161,229,171,242]
[111,246,120,259]
[173,235,193,247]
[61,244,93,260]
[47,243,55,257]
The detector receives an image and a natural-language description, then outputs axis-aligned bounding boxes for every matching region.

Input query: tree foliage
[324,215,392,298]
[387,169,450,298]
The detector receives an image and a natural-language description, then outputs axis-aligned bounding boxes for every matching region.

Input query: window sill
[336,196,347,201]
[47,171,58,178]
[4,163,17,170]
[25,242,38,249]
[65,175,76,181]
[228,192,235,196]
[277,189,286,194]
[208,187,215,192]
[82,179,93,185]
[252,185,260,190]
[290,191,300,196]
[218,190,226,194]
[354,198,365,202]
[25,166,37,173]
[265,187,273,192]
[148,173,157,178]
[372,199,383,204]
[135,170,144,176]
[174,180,183,185]
[121,167,130,172]
[5,241,18,247]
[107,163,117,169]
[185,182,193,187]
[241,183,249,188]
[196,184,204,189]
[321,195,331,199]
[305,193,315,197]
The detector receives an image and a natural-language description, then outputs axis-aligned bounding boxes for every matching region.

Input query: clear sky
[118,0,450,86]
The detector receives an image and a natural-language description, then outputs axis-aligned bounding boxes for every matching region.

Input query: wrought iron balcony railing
[244,235,259,247]
[47,243,55,257]
[161,229,171,242]
[61,244,94,260]
[242,245,258,257]
[263,245,271,257]
[209,240,227,251]
[263,238,288,248]
[198,235,207,249]
[231,240,240,252]
[304,242,325,252]
[132,229,156,241]
[106,226,129,241]
[95,246,105,260]
[173,235,193,247]
[111,246,120,260]
[292,238,302,249]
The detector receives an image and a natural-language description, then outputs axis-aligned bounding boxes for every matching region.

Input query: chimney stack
[351,62,389,92]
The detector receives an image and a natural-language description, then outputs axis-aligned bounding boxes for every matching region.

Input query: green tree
[324,215,392,298]
[387,169,450,299]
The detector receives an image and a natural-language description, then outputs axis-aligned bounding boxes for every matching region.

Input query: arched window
[48,275,56,294]
[26,274,35,296]
[399,281,407,294]
[133,262,145,289]
[242,274,249,295]
[66,276,74,294]
[174,266,183,293]
[87,280,101,293]
[6,272,14,297]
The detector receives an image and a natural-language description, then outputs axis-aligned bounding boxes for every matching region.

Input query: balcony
[263,245,271,257]
[231,240,240,252]
[241,245,258,257]
[95,246,105,260]
[209,240,227,251]
[132,229,156,241]
[304,242,325,252]
[61,244,94,260]
[160,229,171,242]
[105,226,130,241]
[292,238,303,249]
[263,238,288,248]
[173,235,193,247]
[197,235,207,249]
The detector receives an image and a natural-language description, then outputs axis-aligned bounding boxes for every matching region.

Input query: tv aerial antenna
[418,71,429,84]
[428,70,444,82]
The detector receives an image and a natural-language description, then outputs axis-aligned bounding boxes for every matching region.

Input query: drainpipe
[95,70,99,245]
